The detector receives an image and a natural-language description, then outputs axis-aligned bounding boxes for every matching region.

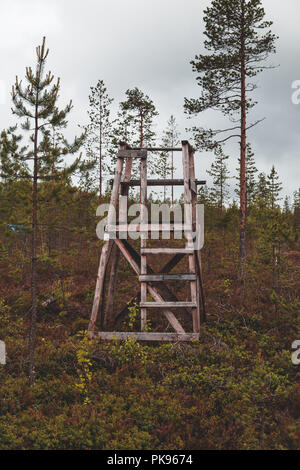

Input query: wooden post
[140,157,147,331]
[88,155,124,333]
[188,147,201,331]
[182,141,199,333]
[198,253,206,322]
[188,146,206,323]
[104,144,133,326]
[103,243,120,328]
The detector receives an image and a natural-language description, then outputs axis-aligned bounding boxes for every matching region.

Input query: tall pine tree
[267,165,282,209]
[120,87,158,148]
[84,80,113,202]
[11,37,84,385]
[184,0,277,281]
[119,87,158,178]
[161,115,180,204]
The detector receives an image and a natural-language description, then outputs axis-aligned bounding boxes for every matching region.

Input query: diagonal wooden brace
[114,239,185,334]
[113,253,186,324]
[120,240,192,315]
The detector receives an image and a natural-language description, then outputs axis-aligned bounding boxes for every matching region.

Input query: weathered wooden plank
[160,253,185,273]
[104,243,120,328]
[88,155,124,333]
[106,224,193,233]
[189,179,197,194]
[146,286,186,333]
[182,142,193,232]
[196,249,206,323]
[118,150,147,158]
[182,141,199,334]
[140,302,197,308]
[140,157,147,331]
[189,148,201,332]
[182,140,195,153]
[104,147,134,325]
[118,179,206,187]
[141,248,194,255]
[92,332,199,342]
[139,274,196,282]
[131,147,183,152]
[114,238,140,274]
[88,240,113,333]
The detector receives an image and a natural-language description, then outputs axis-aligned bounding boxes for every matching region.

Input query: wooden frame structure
[88,141,206,342]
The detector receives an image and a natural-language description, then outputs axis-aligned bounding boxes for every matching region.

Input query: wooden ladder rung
[141,248,194,255]
[118,178,206,187]
[107,224,193,233]
[140,301,197,308]
[118,149,147,158]
[139,274,196,282]
[93,332,200,342]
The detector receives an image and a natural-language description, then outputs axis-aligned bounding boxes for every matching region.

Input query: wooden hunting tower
[88,141,206,341]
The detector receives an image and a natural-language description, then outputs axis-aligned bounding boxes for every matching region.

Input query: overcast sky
[1,0,299,202]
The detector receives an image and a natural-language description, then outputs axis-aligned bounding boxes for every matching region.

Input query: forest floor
[0,230,299,450]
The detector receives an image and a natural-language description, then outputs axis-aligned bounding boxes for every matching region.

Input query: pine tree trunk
[140,114,143,148]
[171,140,174,205]
[29,99,39,386]
[139,114,143,203]
[240,0,247,283]
[220,166,223,213]
[99,99,103,204]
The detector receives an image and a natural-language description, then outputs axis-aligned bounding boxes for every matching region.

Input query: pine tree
[235,143,258,210]
[254,172,273,213]
[245,144,258,208]
[120,87,158,148]
[0,127,29,245]
[0,126,28,182]
[283,196,290,215]
[197,185,211,205]
[161,115,180,204]
[108,107,135,176]
[267,165,282,209]
[118,87,159,178]
[184,0,277,280]
[11,37,84,385]
[282,196,292,232]
[255,172,268,199]
[155,150,172,202]
[207,147,230,211]
[84,80,113,203]
[293,189,300,232]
